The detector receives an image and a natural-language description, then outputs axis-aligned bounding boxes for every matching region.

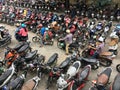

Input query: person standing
[59,29,73,55]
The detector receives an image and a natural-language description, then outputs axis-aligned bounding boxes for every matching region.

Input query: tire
[91,64,99,70]
[32,36,38,42]
[50,41,54,46]
[0,61,4,67]
[57,41,63,49]
[99,58,112,67]
[116,64,120,72]
[40,56,45,64]
[81,50,88,58]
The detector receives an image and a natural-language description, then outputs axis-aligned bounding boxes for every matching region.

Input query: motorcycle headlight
[60,43,64,46]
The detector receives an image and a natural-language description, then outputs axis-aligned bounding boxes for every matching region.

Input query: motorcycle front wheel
[91,64,99,70]
[32,36,38,42]
[116,64,120,72]
[57,41,63,49]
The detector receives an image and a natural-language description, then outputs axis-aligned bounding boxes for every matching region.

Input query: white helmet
[98,37,104,42]
[111,35,119,39]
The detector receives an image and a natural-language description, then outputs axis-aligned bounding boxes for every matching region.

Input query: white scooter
[0,63,16,88]
[65,61,81,80]
[57,65,91,90]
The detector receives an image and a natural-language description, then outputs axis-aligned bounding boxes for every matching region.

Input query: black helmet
[52,67,58,73]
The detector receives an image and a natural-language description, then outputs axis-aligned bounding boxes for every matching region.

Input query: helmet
[111,35,119,39]
[21,23,26,28]
[98,37,104,42]
[52,67,58,73]
[16,23,20,27]
[66,29,70,33]
[45,28,49,31]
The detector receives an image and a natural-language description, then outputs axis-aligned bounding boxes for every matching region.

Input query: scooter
[21,66,42,90]
[66,61,81,80]
[57,65,91,90]
[0,63,17,88]
[43,53,58,74]
[0,34,11,48]
[70,50,99,70]
[14,50,45,72]
[46,67,62,90]
[57,39,79,53]
[5,41,32,57]
[89,67,112,90]
[2,70,27,90]
[82,44,112,67]
[110,73,120,90]
[0,27,11,48]
[58,57,72,74]
[21,76,40,90]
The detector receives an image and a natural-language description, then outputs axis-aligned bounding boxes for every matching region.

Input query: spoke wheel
[32,36,38,42]
[116,64,120,72]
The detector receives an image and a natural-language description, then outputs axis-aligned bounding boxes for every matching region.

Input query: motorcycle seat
[59,57,70,69]
[17,44,29,53]
[8,77,22,89]
[100,52,113,56]
[13,42,24,51]
[79,68,89,82]
[73,62,80,70]
[21,80,35,90]
[0,70,12,85]
[100,68,112,78]
[47,53,58,65]
[0,36,10,42]
[82,58,97,63]
[25,50,38,59]
[112,74,120,90]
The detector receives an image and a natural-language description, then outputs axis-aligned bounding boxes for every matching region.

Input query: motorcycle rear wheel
[32,36,38,42]
[99,58,112,67]
[116,64,120,72]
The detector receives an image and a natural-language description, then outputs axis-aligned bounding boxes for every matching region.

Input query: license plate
[73,38,76,41]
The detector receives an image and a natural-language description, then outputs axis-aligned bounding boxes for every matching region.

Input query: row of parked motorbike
[0,42,119,90]
[8,0,120,22]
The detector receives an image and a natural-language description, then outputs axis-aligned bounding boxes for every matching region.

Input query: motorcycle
[5,41,32,57]
[57,38,79,53]
[32,33,54,46]
[110,73,120,90]
[14,50,45,72]
[4,42,32,68]
[21,69,41,90]
[89,67,112,90]
[57,65,91,90]
[0,26,11,47]
[43,53,58,74]
[82,43,112,67]
[2,70,27,90]
[0,63,17,88]
[66,61,81,80]
[46,67,62,90]
[58,57,73,74]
